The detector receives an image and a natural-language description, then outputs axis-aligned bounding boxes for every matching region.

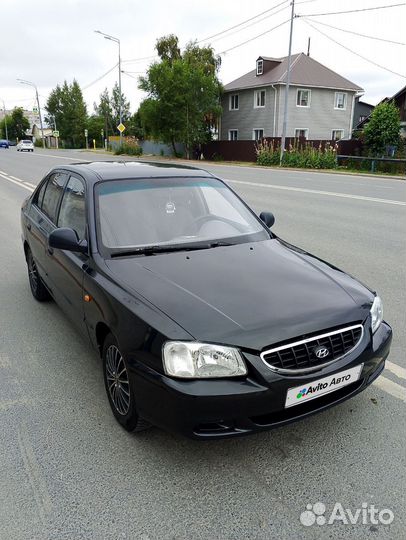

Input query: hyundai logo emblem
[314,345,330,359]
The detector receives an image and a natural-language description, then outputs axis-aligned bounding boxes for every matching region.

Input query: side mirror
[260,211,275,228]
[49,228,88,254]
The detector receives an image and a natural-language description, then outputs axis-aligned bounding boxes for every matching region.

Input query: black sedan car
[21,161,392,439]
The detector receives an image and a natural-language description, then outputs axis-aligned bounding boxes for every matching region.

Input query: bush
[33,139,43,148]
[256,139,338,169]
[114,143,143,156]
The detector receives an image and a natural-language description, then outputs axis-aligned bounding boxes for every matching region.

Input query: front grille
[261,324,363,373]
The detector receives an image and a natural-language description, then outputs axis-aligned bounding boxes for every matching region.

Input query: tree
[0,115,10,139]
[46,80,87,148]
[111,82,131,127]
[0,108,30,140]
[94,88,113,139]
[127,111,145,139]
[94,85,131,137]
[364,101,401,156]
[138,35,222,157]
[87,115,105,147]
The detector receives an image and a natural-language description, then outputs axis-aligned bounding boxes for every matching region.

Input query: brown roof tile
[224,53,363,92]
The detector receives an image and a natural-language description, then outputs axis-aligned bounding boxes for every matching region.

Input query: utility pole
[1,99,8,141]
[95,30,123,146]
[17,79,46,148]
[279,0,295,166]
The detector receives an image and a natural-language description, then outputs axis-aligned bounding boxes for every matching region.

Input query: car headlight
[370,296,383,334]
[163,341,247,378]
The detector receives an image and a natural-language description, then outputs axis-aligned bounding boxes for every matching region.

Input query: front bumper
[131,322,392,439]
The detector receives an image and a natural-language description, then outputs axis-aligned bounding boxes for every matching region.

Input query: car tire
[26,248,51,301]
[102,333,150,433]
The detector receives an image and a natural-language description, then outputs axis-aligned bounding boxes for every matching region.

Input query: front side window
[295,128,308,139]
[254,90,266,108]
[229,94,239,110]
[253,129,264,140]
[58,176,86,240]
[34,179,48,209]
[95,177,268,252]
[297,89,310,107]
[228,129,238,141]
[332,129,344,140]
[334,92,347,110]
[41,172,68,223]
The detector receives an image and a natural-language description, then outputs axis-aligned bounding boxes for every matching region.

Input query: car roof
[53,160,215,183]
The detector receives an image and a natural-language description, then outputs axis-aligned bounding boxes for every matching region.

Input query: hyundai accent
[20,161,392,438]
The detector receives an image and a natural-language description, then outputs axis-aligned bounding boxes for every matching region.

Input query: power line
[82,63,119,91]
[198,0,289,43]
[302,19,406,78]
[209,5,290,45]
[219,18,291,54]
[304,17,405,45]
[299,2,406,17]
[122,55,157,65]
[123,2,290,62]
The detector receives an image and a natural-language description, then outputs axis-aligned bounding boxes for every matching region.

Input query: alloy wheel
[105,345,131,415]
[28,254,38,293]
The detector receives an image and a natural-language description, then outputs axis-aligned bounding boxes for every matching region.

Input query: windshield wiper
[111,241,236,258]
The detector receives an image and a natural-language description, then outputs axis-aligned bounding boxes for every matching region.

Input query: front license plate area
[285,364,363,408]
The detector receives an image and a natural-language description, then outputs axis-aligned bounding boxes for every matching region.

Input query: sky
[1,0,405,119]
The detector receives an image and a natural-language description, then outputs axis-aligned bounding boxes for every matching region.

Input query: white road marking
[0,172,33,192]
[386,360,406,380]
[24,182,37,188]
[9,174,25,181]
[0,170,8,175]
[226,179,406,206]
[373,376,406,403]
[28,152,83,161]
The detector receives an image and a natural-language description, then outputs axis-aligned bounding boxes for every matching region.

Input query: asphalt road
[0,147,405,540]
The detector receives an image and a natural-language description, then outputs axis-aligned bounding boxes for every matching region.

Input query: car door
[45,174,88,334]
[25,171,68,288]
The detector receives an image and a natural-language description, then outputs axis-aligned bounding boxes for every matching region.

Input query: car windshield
[95,177,269,252]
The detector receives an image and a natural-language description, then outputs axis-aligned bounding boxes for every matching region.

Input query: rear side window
[58,176,86,240]
[41,172,68,223]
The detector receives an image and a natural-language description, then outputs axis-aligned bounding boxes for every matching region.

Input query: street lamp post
[51,114,58,150]
[95,30,122,147]
[0,99,8,141]
[17,79,45,149]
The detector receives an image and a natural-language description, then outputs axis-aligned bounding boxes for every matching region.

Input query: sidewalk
[81,149,406,181]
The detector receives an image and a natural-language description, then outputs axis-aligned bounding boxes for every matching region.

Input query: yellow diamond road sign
[117,123,126,133]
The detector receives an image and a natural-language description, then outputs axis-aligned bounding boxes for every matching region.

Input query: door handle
[47,246,54,255]
[27,223,31,231]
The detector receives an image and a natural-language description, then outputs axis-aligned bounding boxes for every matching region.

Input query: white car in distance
[17,140,34,152]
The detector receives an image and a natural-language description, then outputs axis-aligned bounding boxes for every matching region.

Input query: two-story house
[220,53,363,141]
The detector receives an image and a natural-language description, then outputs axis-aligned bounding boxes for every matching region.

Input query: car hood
[105,239,373,351]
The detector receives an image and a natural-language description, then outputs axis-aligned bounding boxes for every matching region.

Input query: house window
[228,129,238,141]
[229,94,239,110]
[254,90,266,108]
[359,115,367,123]
[295,128,308,139]
[297,89,310,107]
[334,92,347,110]
[332,129,344,140]
[253,129,264,140]
[256,59,263,75]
